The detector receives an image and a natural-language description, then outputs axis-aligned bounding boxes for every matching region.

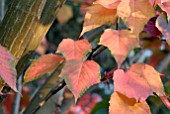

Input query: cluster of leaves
[1,0,170,114]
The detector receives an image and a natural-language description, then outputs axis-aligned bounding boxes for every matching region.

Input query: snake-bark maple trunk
[0,0,65,63]
[0,0,65,104]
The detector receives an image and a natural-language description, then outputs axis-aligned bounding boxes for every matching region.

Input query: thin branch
[22,62,64,114]
[12,74,23,114]
[31,80,66,114]
[156,52,170,73]
[0,0,4,22]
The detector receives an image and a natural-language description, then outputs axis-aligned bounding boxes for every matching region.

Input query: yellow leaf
[57,5,73,24]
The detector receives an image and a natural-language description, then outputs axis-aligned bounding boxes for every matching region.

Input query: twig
[87,45,102,60]
[31,80,66,114]
[156,52,170,73]
[22,62,64,114]
[0,0,4,22]
[12,74,23,114]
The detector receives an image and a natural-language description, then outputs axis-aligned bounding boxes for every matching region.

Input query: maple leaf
[0,45,17,92]
[95,0,120,9]
[117,0,155,37]
[60,60,101,101]
[57,39,91,61]
[80,3,117,36]
[24,54,64,84]
[99,29,139,68]
[156,14,170,45]
[113,63,165,101]
[109,92,151,114]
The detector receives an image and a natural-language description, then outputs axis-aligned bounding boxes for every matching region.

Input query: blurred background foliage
[0,0,170,114]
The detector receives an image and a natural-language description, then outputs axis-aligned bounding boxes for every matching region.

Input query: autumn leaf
[60,60,101,101]
[156,14,170,45]
[141,38,170,51]
[142,17,162,38]
[99,29,139,68]
[113,63,165,101]
[0,45,17,92]
[148,51,166,68]
[149,0,158,6]
[109,92,151,114]
[57,39,91,61]
[160,95,170,110]
[95,0,120,9]
[24,54,64,84]
[117,0,155,37]
[80,3,117,36]
[57,5,73,24]
[158,0,170,19]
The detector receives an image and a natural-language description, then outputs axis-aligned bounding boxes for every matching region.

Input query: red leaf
[24,54,64,84]
[109,92,151,114]
[60,60,101,101]
[65,93,102,114]
[0,45,17,92]
[113,63,165,101]
[3,87,30,114]
[117,0,155,36]
[99,29,139,68]
[57,39,91,61]
[143,17,162,38]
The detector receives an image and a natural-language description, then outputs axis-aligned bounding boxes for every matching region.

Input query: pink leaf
[156,14,170,45]
[57,39,91,61]
[0,45,17,92]
[60,60,101,101]
[113,63,165,101]
[99,29,139,68]
[24,54,64,83]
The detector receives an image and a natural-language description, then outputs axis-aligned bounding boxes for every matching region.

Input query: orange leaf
[60,60,101,101]
[0,45,17,92]
[99,29,139,68]
[80,3,117,36]
[95,0,120,9]
[57,5,73,24]
[57,39,91,61]
[109,92,151,114]
[117,0,155,37]
[113,63,165,101]
[24,54,64,84]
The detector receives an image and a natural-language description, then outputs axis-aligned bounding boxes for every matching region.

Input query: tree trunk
[0,0,65,63]
[0,0,65,104]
